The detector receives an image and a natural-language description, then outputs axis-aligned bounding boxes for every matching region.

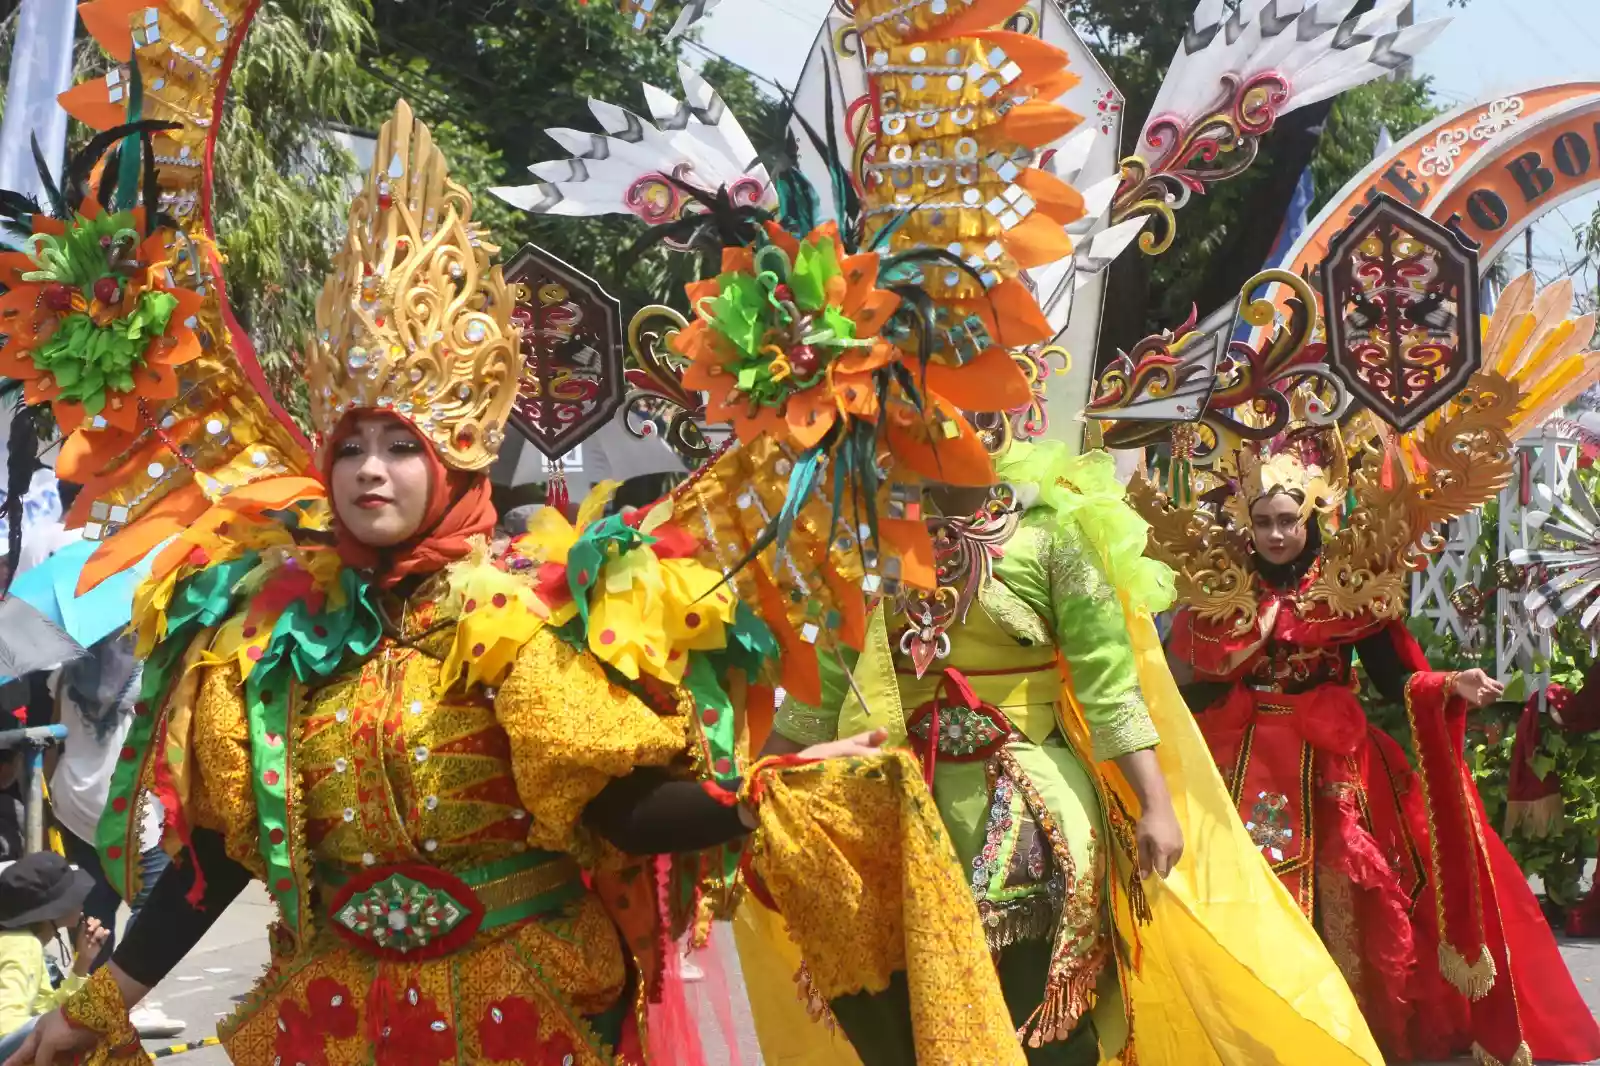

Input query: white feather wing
[1144,0,1446,141]
[492,64,775,219]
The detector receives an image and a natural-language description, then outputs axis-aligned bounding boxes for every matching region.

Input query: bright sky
[695,0,1600,295]
[1414,0,1600,291]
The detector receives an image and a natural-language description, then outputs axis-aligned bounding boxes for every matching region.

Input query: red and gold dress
[1126,291,1600,1063]
[1170,560,1600,1066]
[186,588,690,1065]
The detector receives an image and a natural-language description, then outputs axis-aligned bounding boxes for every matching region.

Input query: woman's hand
[1453,668,1505,708]
[72,918,107,976]
[1136,800,1184,879]
[2,1008,99,1066]
[796,727,889,761]
[1111,748,1183,879]
[737,728,890,830]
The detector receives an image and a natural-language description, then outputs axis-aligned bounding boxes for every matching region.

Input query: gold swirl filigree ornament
[307,101,523,471]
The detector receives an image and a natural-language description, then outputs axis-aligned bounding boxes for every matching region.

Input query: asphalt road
[126,882,1600,1066]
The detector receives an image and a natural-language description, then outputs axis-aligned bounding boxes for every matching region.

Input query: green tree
[360,0,777,314]
[1309,76,1441,217]
[212,0,373,428]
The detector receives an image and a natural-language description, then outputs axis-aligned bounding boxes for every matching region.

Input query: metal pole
[0,0,77,206]
[0,725,68,854]
[24,743,44,854]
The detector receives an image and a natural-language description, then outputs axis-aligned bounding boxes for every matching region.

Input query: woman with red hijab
[0,103,934,1066]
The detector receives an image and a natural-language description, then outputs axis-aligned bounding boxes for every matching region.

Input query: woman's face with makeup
[329,416,432,547]
[1249,492,1307,565]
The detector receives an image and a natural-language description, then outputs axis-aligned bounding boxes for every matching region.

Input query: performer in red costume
[1133,424,1600,1066]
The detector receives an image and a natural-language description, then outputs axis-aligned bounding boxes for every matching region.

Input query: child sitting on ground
[0,853,108,1058]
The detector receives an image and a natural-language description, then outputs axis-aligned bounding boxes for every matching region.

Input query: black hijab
[1252,511,1323,590]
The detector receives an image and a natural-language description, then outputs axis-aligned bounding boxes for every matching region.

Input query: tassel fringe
[1503,793,1563,838]
[1018,952,1102,1048]
[1439,941,1497,1001]
[1471,1040,1532,1066]
[546,459,570,512]
[793,960,838,1032]
[1126,870,1152,926]
[978,894,1057,955]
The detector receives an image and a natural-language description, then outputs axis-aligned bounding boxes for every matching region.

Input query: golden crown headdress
[1220,434,1347,531]
[307,101,522,471]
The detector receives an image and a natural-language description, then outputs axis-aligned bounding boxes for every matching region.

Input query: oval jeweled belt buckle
[328,864,483,960]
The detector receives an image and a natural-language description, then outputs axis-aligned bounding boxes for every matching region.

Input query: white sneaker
[129,1004,185,1039]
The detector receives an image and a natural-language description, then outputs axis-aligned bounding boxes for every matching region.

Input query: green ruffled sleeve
[997,443,1174,761]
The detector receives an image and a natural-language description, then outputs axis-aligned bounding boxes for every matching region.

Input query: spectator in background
[0,755,23,865]
[11,482,184,1039]
[610,472,678,515]
[1507,659,1600,935]
[0,853,106,1060]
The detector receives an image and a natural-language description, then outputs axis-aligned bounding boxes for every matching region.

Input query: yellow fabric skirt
[736,604,1383,1066]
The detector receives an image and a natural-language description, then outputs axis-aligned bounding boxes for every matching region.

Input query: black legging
[829,937,1098,1066]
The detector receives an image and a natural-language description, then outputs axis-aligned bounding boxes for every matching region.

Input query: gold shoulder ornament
[1127,270,1600,632]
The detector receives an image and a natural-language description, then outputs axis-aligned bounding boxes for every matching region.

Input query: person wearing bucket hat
[0,853,106,1059]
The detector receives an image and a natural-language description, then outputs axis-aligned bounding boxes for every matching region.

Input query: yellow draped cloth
[746,750,1025,1066]
[736,597,1382,1066]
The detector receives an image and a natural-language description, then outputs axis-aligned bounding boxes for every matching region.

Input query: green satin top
[777,505,1158,762]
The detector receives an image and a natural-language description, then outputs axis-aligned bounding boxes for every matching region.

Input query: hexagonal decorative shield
[1320,194,1482,433]
[505,244,625,460]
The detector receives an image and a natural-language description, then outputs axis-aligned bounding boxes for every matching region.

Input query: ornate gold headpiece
[1229,437,1346,523]
[307,101,522,471]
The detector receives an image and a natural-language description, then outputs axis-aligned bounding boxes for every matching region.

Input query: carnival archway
[1284,82,1600,274]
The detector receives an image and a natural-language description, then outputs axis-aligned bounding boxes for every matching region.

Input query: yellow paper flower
[588,577,672,681]
[659,559,737,652]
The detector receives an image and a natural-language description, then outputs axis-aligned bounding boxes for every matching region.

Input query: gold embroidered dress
[180,576,694,1056]
[185,580,692,1064]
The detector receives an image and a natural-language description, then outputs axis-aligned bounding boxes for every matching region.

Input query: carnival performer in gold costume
[0,5,1035,1064]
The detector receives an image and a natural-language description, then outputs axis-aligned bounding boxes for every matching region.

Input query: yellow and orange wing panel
[52,1,313,591]
[854,0,1084,353]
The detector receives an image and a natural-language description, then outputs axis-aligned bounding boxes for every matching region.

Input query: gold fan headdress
[307,101,523,471]
[1130,271,1600,633]
[1231,440,1345,519]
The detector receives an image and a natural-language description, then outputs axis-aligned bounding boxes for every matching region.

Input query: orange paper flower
[0,201,203,439]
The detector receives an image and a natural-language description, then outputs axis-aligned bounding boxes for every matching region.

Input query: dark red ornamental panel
[505,244,625,460]
[1320,194,1482,433]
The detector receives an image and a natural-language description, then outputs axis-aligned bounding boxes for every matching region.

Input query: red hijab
[324,411,497,588]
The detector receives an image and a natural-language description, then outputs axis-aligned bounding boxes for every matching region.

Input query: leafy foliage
[210,0,374,432]
[1308,76,1441,217]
